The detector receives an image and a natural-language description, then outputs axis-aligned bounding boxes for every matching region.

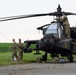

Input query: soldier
[56,14,70,37]
[18,38,24,60]
[11,39,19,61]
[62,14,70,37]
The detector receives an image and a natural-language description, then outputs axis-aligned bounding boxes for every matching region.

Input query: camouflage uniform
[56,15,70,37]
[11,39,19,61]
[62,15,70,37]
[18,39,23,60]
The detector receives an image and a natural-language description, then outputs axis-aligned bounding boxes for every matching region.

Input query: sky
[0,0,76,43]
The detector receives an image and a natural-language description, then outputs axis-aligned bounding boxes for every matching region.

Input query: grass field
[0,51,51,66]
[0,43,12,52]
[0,43,52,66]
[0,43,47,65]
[0,43,76,66]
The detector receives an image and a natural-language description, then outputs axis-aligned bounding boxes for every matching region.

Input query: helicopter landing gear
[67,54,73,62]
[42,52,47,63]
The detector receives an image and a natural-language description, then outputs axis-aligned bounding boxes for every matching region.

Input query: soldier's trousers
[19,50,23,60]
[65,28,70,37]
[12,51,19,61]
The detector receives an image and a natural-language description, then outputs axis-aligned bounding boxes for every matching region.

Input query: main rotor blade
[62,12,76,15]
[0,11,76,22]
[0,13,51,22]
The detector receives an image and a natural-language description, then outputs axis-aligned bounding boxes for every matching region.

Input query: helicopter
[0,4,76,62]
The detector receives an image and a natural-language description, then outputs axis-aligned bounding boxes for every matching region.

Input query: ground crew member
[56,14,70,37]
[62,14,70,37]
[11,39,19,61]
[18,38,24,60]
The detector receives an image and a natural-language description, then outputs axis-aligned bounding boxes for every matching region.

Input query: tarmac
[0,62,76,75]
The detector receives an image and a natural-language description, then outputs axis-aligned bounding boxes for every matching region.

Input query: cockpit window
[45,23,57,35]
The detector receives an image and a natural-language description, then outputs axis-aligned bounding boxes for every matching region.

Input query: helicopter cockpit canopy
[45,22,63,39]
[45,23,57,35]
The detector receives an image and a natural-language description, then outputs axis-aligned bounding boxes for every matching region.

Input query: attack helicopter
[0,4,76,62]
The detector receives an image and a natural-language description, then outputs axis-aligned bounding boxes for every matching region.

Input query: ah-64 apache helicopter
[0,4,76,62]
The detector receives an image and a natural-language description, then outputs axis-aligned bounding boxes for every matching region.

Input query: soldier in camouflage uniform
[62,14,70,37]
[18,38,23,60]
[11,39,19,61]
[56,14,70,37]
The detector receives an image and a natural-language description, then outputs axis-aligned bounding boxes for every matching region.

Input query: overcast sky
[0,0,76,43]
